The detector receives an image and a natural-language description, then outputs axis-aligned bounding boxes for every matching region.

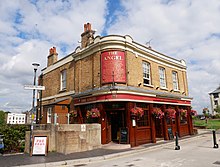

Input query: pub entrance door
[107,110,123,142]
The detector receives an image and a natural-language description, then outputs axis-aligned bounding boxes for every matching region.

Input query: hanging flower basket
[131,107,144,117]
[152,108,164,119]
[179,109,187,118]
[190,109,197,116]
[86,108,100,118]
[70,111,77,117]
[165,108,176,119]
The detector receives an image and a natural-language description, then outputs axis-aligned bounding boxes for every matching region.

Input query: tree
[214,105,220,114]
[0,110,6,125]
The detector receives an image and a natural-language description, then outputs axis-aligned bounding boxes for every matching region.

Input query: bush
[212,114,220,119]
[0,124,30,153]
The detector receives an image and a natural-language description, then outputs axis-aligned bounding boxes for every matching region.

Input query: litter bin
[0,135,4,154]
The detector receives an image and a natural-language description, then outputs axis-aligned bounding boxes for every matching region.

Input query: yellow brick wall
[42,50,189,100]
[42,61,74,98]
[126,50,189,96]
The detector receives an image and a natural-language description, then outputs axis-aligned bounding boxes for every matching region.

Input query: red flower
[86,108,100,118]
[152,108,164,119]
[179,109,187,117]
[190,109,197,116]
[165,108,176,119]
[131,107,144,117]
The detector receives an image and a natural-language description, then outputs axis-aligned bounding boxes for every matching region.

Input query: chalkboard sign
[119,127,128,144]
[168,128,174,140]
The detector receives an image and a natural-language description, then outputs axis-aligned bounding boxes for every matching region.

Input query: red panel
[101,51,126,84]
[74,93,191,106]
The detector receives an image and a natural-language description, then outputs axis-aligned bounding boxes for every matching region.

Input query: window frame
[172,71,179,91]
[60,70,67,91]
[142,61,151,86]
[159,67,166,88]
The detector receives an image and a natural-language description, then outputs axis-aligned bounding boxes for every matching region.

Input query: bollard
[175,132,180,150]
[213,130,219,148]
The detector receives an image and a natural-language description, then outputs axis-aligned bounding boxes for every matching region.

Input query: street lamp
[110,71,118,98]
[29,63,40,155]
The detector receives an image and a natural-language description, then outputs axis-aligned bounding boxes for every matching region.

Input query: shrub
[0,124,29,153]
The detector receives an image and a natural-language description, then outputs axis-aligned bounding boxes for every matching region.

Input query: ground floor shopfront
[73,93,194,147]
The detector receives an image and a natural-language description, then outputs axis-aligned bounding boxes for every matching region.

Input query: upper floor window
[213,93,219,98]
[159,67,166,88]
[172,71,179,90]
[60,70,67,90]
[142,61,151,85]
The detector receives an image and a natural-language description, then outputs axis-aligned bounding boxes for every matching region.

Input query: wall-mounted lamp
[110,71,118,98]
[182,92,186,95]
[138,83,142,87]
[156,86,160,90]
[170,89,174,92]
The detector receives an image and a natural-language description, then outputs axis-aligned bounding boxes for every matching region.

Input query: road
[71,133,220,167]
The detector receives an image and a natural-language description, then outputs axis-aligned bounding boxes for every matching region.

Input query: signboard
[81,124,86,132]
[119,127,128,144]
[32,136,48,156]
[168,128,174,140]
[101,51,126,84]
[24,85,45,90]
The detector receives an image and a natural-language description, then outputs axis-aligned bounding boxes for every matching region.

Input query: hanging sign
[32,136,48,156]
[101,50,126,84]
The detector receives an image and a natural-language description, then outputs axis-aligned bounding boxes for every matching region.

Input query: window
[136,103,149,127]
[142,61,151,85]
[47,107,52,124]
[60,70,67,90]
[214,100,218,106]
[213,93,219,98]
[172,71,179,90]
[159,67,166,88]
[137,110,149,127]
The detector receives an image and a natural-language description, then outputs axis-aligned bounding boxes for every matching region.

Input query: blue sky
[0,0,220,114]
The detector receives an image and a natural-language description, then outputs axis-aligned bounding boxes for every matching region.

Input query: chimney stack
[81,23,95,48]
[47,47,58,66]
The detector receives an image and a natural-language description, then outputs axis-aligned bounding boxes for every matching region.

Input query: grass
[193,118,220,130]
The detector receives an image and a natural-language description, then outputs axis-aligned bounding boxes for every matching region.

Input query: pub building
[38,23,195,147]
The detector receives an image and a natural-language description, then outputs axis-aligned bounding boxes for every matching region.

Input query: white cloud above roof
[0,0,219,114]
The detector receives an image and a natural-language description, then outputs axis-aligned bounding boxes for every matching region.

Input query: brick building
[38,23,194,147]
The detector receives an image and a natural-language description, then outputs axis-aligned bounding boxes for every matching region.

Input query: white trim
[42,35,186,75]
[42,55,73,74]
[180,98,192,101]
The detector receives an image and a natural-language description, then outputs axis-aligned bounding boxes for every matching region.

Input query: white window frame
[47,107,52,124]
[60,70,67,90]
[172,71,179,91]
[142,61,151,85]
[159,67,166,88]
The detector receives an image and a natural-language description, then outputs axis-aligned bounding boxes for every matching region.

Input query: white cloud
[0,0,107,113]
[0,0,219,114]
[107,0,220,113]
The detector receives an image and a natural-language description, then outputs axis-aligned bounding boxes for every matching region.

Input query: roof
[209,86,220,94]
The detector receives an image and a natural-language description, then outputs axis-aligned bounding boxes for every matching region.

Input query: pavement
[0,129,216,167]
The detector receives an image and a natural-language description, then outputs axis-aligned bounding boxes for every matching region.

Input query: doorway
[108,110,123,142]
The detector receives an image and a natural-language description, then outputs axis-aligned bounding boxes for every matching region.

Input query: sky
[0,0,220,114]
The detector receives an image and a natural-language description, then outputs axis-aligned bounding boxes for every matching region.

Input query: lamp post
[29,63,40,155]
[110,71,118,98]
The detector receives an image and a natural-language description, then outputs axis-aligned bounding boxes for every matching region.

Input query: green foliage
[0,124,30,153]
[193,118,220,130]
[214,105,220,113]
[212,114,220,119]
[0,110,6,125]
